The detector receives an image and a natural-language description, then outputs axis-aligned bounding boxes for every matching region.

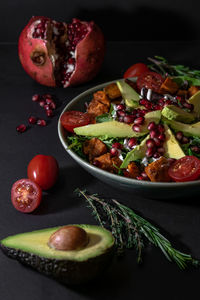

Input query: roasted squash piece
[94,153,122,173]
[159,77,179,95]
[126,162,140,179]
[145,157,171,182]
[83,138,107,162]
[87,91,110,118]
[188,86,200,97]
[104,83,121,99]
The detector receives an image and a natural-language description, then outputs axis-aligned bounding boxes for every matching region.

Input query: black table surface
[1,41,200,300]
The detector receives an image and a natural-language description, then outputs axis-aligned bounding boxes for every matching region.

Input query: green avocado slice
[188,91,200,119]
[163,124,185,159]
[163,117,200,138]
[74,110,161,138]
[116,80,140,108]
[161,105,195,123]
[0,225,115,285]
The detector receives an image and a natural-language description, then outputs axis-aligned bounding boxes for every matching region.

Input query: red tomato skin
[168,156,200,182]
[27,155,59,190]
[60,111,91,133]
[11,179,42,213]
[137,71,164,93]
[123,63,149,78]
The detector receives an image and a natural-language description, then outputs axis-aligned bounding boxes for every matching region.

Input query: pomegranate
[18,16,105,87]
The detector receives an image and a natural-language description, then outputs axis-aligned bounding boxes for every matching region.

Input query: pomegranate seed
[139,99,148,106]
[136,176,144,181]
[134,116,144,125]
[28,116,37,124]
[46,109,53,117]
[44,104,51,111]
[153,137,162,147]
[39,100,46,107]
[37,119,46,126]
[146,147,155,157]
[118,116,124,122]
[153,152,161,159]
[157,124,165,133]
[16,124,27,133]
[32,94,40,102]
[190,146,200,153]
[150,130,159,139]
[132,124,141,132]
[141,172,149,180]
[112,142,123,149]
[110,148,119,157]
[164,100,172,106]
[183,102,193,110]
[116,104,125,111]
[147,121,156,131]
[157,147,165,155]
[128,137,137,148]
[117,110,126,117]
[158,99,165,106]
[124,115,134,124]
[154,104,162,110]
[181,136,189,144]
[158,133,165,141]
[175,131,183,141]
[46,99,56,109]
[146,138,156,148]
[144,102,152,110]
[93,160,101,167]
[43,94,52,99]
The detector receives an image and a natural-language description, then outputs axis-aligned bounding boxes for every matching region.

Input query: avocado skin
[0,244,114,285]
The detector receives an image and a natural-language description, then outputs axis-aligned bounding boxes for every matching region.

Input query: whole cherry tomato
[137,71,164,93]
[123,63,149,78]
[27,155,59,190]
[11,178,42,213]
[168,156,200,182]
[60,111,91,133]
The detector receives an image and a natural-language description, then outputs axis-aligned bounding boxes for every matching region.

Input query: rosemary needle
[75,188,199,269]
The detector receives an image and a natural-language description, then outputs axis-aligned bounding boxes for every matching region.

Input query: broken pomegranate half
[18,16,105,87]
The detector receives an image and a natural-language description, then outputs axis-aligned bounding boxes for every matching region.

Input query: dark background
[1,0,200,43]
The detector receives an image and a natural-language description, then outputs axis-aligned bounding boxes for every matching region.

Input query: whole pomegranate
[18,16,105,87]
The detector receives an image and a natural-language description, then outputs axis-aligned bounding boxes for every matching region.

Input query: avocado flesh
[0,225,115,284]
[163,124,185,159]
[161,105,195,123]
[188,91,200,119]
[120,135,149,168]
[116,80,140,108]
[74,110,161,138]
[163,117,200,138]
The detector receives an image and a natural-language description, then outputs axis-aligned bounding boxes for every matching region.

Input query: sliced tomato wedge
[11,179,42,213]
[60,111,91,133]
[137,71,164,93]
[123,63,149,78]
[168,156,200,182]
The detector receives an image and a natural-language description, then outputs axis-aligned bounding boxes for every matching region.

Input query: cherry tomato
[60,111,91,133]
[168,156,200,182]
[137,71,164,93]
[28,155,59,190]
[11,179,42,213]
[123,63,149,78]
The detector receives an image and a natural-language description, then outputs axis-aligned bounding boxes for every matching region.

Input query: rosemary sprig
[75,188,199,269]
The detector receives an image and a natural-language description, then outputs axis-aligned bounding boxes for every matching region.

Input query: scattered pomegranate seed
[141,172,149,180]
[157,147,165,155]
[146,138,156,149]
[37,119,46,126]
[153,137,162,147]
[157,124,165,133]
[32,94,40,102]
[93,160,101,167]
[43,94,52,99]
[153,152,161,159]
[46,99,56,109]
[46,109,53,117]
[134,116,144,125]
[147,121,157,131]
[16,124,27,133]
[175,131,183,141]
[190,146,200,153]
[39,100,46,107]
[117,110,126,118]
[28,116,37,124]
[150,130,158,139]
[124,115,134,124]
[44,104,51,111]
[136,176,144,181]
[116,104,125,111]
[146,147,155,157]
[112,142,123,149]
[128,137,137,148]
[158,133,165,141]
[110,148,119,157]
[132,124,141,132]
[181,136,190,144]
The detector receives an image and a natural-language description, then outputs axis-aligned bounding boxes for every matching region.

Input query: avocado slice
[188,91,200,119]
[120,135,149,168]
[163,124,185,159]
[161,105,195,123]
[163,117,200,138]
[0,225,115,285]
[74,110,161,138]
[116,80,140,108]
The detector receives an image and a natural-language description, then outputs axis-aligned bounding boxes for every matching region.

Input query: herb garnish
[75,189,199,269]
[148,56,200,87]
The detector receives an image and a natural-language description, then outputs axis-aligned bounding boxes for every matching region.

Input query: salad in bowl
[59,57,200,184]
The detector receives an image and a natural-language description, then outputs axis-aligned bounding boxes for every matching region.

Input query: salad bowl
[58,80,200,199]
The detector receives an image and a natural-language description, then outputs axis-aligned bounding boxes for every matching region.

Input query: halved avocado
[0,225,115,285]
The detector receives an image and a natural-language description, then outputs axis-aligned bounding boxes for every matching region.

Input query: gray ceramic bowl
[58,80,200,199]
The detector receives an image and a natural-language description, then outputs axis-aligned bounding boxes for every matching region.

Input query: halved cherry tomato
[123,63,149,78]
[11,179,42,213]
[28,155,59,190]
[168,156,200,182]
[137,71,164,93]
[60,111,91,133]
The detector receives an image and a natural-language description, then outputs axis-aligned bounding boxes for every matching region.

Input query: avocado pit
[48,225,88,251]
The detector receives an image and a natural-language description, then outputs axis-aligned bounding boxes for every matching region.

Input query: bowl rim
[58,79,200,188]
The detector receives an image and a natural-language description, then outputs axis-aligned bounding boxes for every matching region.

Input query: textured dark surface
[1,41,200,299]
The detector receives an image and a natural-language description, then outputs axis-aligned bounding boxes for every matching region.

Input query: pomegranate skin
[18,16,56,87]
[67,21,105,87]
[18,17,105,87]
